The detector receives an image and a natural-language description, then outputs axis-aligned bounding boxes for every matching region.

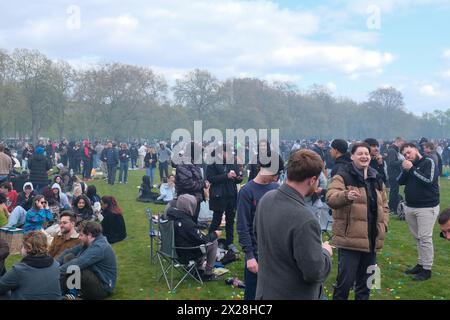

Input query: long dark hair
[101,196,122,215]
[73,195,94,220]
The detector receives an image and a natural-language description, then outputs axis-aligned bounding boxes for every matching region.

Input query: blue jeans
[131,158,137,169]
[146,167,156,186]
[5,206,27,228]
[118,162,129,183]
[244,259,258,300]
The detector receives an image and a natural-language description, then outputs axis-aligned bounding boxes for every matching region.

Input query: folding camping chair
[156,217,206,292]
[146,208,160,264]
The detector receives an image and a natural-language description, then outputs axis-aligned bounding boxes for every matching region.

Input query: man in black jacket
[207,144,243,254]
[166,194,221,281]
[330,139,351,178]
[28,147,52,193]
[175,142,207,223]
[129,144,139,170]
[364,138,388,184]
[387,137,405,214]
[422,142,443,177]
[398,143,440,281]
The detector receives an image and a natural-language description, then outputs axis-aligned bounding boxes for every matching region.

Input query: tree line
[1,48,449,144]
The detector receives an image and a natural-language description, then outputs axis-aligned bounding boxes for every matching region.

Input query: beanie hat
[331,139,349,154]
[36,147,45,155]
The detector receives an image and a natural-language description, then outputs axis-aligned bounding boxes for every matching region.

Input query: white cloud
[443,49,450,59]
[419,84,439,96]
[326,82,337,92]
[0,0,394,82]
[441,69,450,79]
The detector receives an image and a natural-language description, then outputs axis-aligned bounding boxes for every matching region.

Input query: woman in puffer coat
[326,142,389,301]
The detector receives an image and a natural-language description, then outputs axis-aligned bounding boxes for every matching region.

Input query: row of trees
[1,48,449,143]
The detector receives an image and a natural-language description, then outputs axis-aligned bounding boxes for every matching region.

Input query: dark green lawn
[6,169,450,300]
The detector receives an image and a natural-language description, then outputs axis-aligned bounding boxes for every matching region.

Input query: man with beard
[254,149,333,300]
[398,143,440,281]
[58,221,117,300]
[49,211,80,258]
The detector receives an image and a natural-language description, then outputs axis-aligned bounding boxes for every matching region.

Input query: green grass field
[5,169,450,300]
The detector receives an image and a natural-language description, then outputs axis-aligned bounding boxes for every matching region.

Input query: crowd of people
[0,134,449,300]
[0,141,128,300]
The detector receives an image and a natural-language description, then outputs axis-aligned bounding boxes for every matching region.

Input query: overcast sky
[1,0,449,114]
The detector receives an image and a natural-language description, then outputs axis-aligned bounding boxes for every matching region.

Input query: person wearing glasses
[23,195,53,233]
[48,211,81,258]
[438,208,450,241]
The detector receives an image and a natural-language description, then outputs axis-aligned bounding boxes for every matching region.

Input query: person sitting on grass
[73,195,96,226]
[100,196,127,244]
[0,238,9,277]
[439,208,450,241]
[166,194,221,281]
[49,211,80,258]
[58,221,117,300]
[0,194,9,227]
[154,175,176,205]
[53,175,66,193]
[0,182,18,213]
[0,231,61,300]
[137,175,160,203]
[51,183,71,210]
[23,195,53,233]
[4,182,39,228]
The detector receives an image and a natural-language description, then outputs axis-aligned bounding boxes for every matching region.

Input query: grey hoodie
[51,183,70,209]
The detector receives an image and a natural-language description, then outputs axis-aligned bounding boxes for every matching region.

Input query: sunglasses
[40,201,47,204]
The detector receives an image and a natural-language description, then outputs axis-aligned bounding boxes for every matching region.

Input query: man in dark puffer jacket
[28,147,52,193]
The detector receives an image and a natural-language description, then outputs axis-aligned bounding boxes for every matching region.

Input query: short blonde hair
[23,231,48,256]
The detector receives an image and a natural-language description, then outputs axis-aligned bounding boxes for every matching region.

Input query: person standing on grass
[158,142,172,180]
[118,143,130,184]
[138,143,147,169]
[327,142,389,300]
[386,137,405,215]
[207,143,244,254]
[102,142,119,185]
[28,146,52,193]
[237,154,283,300]
[144,147,158,187]
[254,149,332,300]
[398,142,440,281]
[129,143,139,170]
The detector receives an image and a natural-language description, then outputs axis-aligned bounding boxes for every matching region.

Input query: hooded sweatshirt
[17,182,37,211]
[166,194,217,263]
[51,183,71,209]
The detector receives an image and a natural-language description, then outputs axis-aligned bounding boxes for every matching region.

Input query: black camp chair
[156,216,206,292]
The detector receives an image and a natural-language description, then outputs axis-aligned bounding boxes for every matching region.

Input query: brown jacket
[48,230,81,258]
[326,164,389,253]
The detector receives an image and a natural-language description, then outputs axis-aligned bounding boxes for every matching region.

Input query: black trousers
[107,164,116,185]
[61,254,110,300]
[333,248,377,300]
[209,199,236,247]
[388,178,400,213]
